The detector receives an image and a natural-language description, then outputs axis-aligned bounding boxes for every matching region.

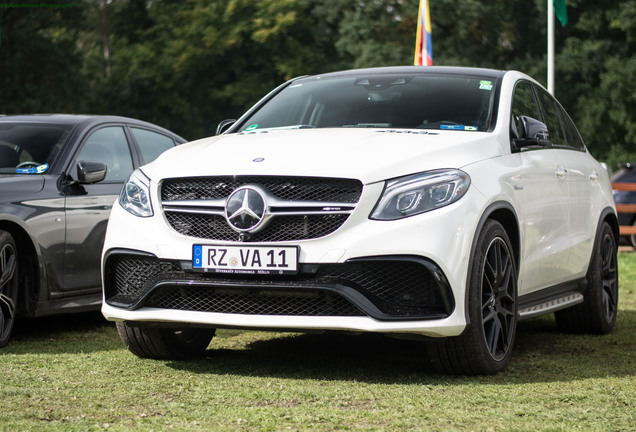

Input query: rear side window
[556,106,586,151]
[535,89,585,151]
[130,127,177,164]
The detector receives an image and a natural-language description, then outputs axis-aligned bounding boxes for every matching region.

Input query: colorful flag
[413,0,433,66]
[553,0,568,26]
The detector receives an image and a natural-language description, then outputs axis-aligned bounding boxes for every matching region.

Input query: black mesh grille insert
[106,254,182,304]
[164,213,349,242]
[104,254,452,319]
[161,176,363,203]
[146,286,364,317]
[317,261,440,309]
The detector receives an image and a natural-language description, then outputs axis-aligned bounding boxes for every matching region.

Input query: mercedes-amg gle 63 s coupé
[101,67,619,375]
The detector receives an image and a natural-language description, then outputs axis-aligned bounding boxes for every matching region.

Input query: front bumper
[104,251,453,318]
[102,179,485,337]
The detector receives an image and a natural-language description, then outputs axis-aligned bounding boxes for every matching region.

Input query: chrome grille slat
[161,176,363,242]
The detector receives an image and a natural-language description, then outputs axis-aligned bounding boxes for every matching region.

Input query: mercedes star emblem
[225,186,267,232]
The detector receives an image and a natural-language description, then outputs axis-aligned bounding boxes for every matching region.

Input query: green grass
[2,253,635,431]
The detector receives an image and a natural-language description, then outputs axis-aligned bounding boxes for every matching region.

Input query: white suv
[101,66,618,375]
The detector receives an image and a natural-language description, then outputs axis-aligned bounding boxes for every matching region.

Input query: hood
[143,128,502,184]
[0,175,45,197]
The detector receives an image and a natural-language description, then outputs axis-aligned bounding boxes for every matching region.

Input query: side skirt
[517,278,586,321]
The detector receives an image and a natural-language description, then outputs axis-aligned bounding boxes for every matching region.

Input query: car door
[535,89,599,278]
[510,82,573,293]
[62,125,134,293]
[62,124,181,294]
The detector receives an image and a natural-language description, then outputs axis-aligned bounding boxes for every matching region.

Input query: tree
[554,0,636,167]
[3,0,636,167]
[82,0,346,139]
[0,1,89,113]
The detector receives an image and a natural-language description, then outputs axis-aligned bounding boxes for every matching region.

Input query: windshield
[0,122,72,174]
[238,73,498,133]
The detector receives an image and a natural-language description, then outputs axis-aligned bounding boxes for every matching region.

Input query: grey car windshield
[238,74,498,133]
[0,123,72,174]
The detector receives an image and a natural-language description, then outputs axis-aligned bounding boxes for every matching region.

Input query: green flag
[553,0,568,26]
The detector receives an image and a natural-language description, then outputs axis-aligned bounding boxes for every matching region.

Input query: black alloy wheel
[480,235,517,362]
[598,226,619,325]
[556,221,618,334]
[427,220,517,375]
[0,230,18,348]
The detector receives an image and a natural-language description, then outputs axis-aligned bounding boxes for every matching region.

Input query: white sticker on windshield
[440,125,478,131]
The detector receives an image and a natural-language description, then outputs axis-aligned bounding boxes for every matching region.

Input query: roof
[0,114,93,125]
[0,114,185,141]
[303,65,508,81]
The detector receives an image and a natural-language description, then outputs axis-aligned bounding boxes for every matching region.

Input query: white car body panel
[142,128,501,185]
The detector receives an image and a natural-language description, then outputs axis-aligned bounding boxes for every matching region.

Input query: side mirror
[216,119,237,135]
[77,160,107,184]
[512,116,550,151]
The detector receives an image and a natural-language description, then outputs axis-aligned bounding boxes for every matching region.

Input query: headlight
[119,169,153,217]
[370,169,470,220]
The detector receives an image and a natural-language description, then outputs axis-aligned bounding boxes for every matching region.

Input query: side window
[74,126,133,182]
[510,82,541,139]
[130,127,177,164]
[557,106,586,151]
[535,89,566,147]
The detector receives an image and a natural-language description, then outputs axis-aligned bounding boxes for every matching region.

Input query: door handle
[590,171,599,181]
[556,167,568,178]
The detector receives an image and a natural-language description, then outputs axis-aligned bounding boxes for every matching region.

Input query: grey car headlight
[370,169,470,220]
[119,169,153,217]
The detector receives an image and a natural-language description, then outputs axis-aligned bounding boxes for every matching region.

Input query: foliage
[1,0,636,166]
[0,1,90,113]
[84,0,347,139]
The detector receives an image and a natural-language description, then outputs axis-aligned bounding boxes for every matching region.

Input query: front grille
[104,254,453,320]
[162,176,363,203]
[160,176,363,242]
[165,213,349,242]
[146,286,364,317]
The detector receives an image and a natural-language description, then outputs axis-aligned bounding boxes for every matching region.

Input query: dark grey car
[0,114,186,347]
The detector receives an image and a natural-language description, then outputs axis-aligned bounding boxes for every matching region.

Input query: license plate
[192,245,298,274]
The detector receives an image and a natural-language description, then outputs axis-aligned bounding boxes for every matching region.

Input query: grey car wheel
[0,230,18,348]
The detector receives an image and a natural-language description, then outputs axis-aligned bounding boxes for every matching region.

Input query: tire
[427,220,518,375]
[555,221,618,334]
[116,321,215,359]
[0,230,19,348]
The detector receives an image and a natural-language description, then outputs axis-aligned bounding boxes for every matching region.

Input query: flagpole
[548,0,555,95]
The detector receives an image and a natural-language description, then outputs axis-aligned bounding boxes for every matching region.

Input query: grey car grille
[161,176,363,242]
